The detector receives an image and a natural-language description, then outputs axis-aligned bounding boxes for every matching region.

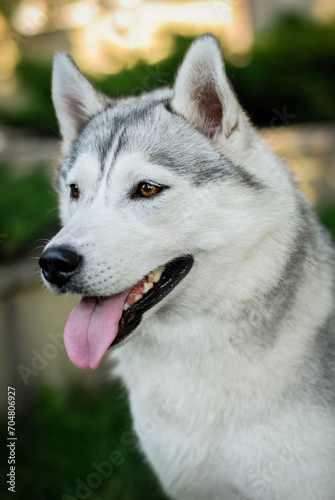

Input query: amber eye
[70,183,80,199]
[138,182,161,198]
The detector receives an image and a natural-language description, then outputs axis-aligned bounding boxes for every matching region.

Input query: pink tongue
[64,292,128,370]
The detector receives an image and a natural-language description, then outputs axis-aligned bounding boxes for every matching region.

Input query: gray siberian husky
[39,35,335,499]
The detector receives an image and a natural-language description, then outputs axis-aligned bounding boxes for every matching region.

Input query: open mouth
[117,255,194,345]
[63,255,193,370]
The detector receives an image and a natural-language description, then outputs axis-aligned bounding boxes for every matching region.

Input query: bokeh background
[0,1,335,499]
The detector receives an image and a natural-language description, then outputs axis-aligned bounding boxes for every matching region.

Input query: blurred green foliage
[319,205,335,242]
[0,164,59,260]
[0,382,168,500]
[227,14,335,125]
[0,14,334,134]
[1,61,56,134]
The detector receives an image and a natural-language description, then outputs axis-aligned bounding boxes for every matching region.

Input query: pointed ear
[52,51,109,155]
[172,35,244,141]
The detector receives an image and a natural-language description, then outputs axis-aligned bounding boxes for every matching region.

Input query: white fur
[52,51,109,155]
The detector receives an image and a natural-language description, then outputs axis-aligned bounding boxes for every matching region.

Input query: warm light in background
[62,1,99,28]
[73,0,254,74]
[119,0,142,8]
[0,0,333,89]
[75,0,239,69]
[13,0,48,36]
[3,0,253,75]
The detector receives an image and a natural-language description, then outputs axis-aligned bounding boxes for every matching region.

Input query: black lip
[112,255,194,347]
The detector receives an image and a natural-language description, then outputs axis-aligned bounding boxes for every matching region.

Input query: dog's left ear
[52,51,110,155]
[172,35,246,141]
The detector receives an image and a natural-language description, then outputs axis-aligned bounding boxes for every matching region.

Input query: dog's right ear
[52,51,109,155]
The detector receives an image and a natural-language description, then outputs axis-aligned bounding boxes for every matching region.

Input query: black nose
[39,246,82,287]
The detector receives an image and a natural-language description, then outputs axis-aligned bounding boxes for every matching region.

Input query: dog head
[40,35,288,369]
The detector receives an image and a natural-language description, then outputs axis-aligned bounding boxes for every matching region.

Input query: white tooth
[134,294,143,302]
[148,267,164,283]
[142,281,154,294]
[123,303,130,311]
